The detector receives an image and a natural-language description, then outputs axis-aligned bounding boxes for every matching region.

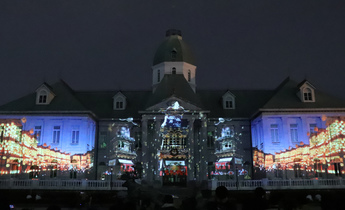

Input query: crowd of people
[1,183,344,210]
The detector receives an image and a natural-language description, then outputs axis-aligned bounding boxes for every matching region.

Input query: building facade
[1,29,345,184]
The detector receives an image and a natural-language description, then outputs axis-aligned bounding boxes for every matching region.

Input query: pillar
[187,117,195,181]
[141,116,149,180]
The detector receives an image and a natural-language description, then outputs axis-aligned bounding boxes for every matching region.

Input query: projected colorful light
[253,118,345,179]
[0,119,93,178]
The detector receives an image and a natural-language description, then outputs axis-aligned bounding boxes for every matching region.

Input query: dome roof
[153,29,196,66]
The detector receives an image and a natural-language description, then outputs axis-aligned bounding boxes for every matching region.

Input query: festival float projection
[107,124,136,178]
[211,119,249,180]
[0,119,94,179]
[252,117,345,179]
[159,101,189,186]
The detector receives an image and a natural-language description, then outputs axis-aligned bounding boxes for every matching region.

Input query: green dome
[153,29,196,66]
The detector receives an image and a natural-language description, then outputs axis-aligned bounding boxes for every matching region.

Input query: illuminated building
[1,29,345,184]
[0,119,92,178]
[258,119,345,179]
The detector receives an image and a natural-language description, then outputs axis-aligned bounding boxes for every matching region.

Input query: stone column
[200,117,208,181]
[141,115,149,180]
[187,117,195,181]
[153,118,162,181]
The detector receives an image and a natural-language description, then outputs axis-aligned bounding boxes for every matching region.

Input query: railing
[1,179,345,191]
[215,178,345,190]
[0,179,127,191]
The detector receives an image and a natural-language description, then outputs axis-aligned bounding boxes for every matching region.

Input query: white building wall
[252,113,345,155]
[0,115,96,155]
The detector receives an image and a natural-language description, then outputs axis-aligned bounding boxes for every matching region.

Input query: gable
[297,81,316,103]
[113,92,127,110]
[261,78,345,110]
[35,83,55,105]
[222,91,236,109]
[0,80,90,113]
[146,74,203,109]
[145,96,203,111]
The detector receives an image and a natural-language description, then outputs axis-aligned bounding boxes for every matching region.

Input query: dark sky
[1,0,345,105]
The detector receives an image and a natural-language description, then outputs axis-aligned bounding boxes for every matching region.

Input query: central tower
[152,29,197,92]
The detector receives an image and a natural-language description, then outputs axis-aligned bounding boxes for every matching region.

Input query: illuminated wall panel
[0,115,96,179]
[252,114,345,179]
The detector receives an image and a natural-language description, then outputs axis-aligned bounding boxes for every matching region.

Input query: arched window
[303,88,312,101]
[188,70,191,82]
[157,70,161,82]
[172,67,176,74]
[38,90,48,104]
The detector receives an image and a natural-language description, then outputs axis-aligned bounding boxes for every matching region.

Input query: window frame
[71,126,80,144]
[52,126,61,144]
[38,90,48,104]
[270,124,279,143]
[223,96,235,109]
[290,124,299,143]
[34,126,42,143]
[114,97,125,110]
[303,88,313,101]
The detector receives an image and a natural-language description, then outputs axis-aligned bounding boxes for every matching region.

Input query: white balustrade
[1,179,345,191]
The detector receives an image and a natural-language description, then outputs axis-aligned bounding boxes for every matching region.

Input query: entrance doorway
[162,160,187,186]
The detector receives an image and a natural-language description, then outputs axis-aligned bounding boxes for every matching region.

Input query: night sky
[1,0,345,106]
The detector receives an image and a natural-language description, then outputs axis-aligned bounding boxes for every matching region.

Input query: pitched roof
[76,90,151,119]
[197,89,274,118]
[146,74,203,109]
[0,80,89,113]
[1,78,344,120]
[261,78,345,110]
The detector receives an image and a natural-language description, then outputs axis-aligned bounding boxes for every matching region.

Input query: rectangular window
[290,124,298,142]
[304,93,312,101]
[310,123,317,134]
[116,101,123,109]
[207,131,215,148]
[99,131,107,149]
[270,124,279,143]
[39,95,47,103]
[53,126,60,144]
[71,130,79,144]
[225,100,233,108]
[34,126,42,143]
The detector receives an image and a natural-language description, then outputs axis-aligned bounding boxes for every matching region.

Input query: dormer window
[172,67,176,74]
[113,92,126,110]
[222,92,235,109]
[303,88,312,101]
[171,50,177,59]
[298,80,315,102]
[35,83,55,105]
[38,90,48,104]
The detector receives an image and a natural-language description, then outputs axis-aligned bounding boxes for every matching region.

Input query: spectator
[214,186,236,210]
[161,195,177,210]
